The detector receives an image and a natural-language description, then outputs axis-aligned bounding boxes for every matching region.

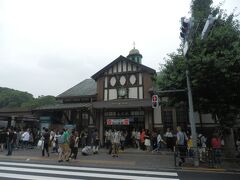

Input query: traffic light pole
[185,57,199,167]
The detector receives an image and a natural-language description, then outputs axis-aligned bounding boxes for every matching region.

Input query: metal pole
[186,67,199,166]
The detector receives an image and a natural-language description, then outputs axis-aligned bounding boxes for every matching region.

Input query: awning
[34,103,92,111]
[92,99,152,109]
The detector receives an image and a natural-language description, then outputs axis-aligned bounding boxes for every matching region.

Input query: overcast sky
[0,0,239,97]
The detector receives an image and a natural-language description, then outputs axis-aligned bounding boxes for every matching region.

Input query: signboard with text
[106,118,130,125]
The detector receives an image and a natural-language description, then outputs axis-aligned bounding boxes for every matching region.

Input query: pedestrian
[197,133,207,162]
[211,133,222,168]
[0,128,6,152]
[72,131,79,159]
[136,130,140,150]
[151,130,158,151]
[80,129,87,148]
[164,128,174,151]
[21,128,30,149]
[152,131,166,152]
[236,135,240,158]
[105,129,112,149]
[120,131,126,151]
[144,130,151,152]
[6,127,14,156]
[187,135,193,157]
[42,128,50,157]
[112,129,120,157]
[92,129,100,154]
[131,128,137,148]
[58,131,65,162]
[69,130,76,158]
[176,126,187,166]
[140,129,145,150]
[63,128,70,161]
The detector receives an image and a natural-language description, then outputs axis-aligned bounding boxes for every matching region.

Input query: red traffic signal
[152,95,159,108]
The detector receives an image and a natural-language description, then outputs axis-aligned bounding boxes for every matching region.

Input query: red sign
[106,118,129,125]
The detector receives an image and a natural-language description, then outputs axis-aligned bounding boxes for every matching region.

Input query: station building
[34,47,218,142]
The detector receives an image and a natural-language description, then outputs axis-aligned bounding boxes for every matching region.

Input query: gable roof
[91,55,156,80]
[57,79,97,98]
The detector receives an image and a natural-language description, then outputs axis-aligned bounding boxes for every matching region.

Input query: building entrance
[103,109,145,132]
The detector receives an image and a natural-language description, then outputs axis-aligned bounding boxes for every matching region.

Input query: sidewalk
[0,147,175,171]
[0,147,239,172]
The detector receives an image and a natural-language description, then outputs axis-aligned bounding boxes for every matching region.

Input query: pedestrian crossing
[0,162,179,180]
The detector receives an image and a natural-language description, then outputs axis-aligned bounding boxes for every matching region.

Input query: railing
[173,146,239,168]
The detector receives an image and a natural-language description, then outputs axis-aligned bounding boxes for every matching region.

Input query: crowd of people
[0,127,38,156]
[38,128,100,162]
[0,126,240,167]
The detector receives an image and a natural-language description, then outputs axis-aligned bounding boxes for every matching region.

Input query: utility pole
[180,17,199,166]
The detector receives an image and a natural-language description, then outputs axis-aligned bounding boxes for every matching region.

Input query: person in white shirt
[164,128,174,151]
[152,131,166,152]
[21,129,30,149]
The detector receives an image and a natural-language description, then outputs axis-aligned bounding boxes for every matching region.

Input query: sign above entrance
[106,118,129,125]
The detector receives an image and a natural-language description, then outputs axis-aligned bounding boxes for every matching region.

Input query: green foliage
[0,87,56,109]
[0,87,33,108]
[21,95,57,109]
[157,0,240,127]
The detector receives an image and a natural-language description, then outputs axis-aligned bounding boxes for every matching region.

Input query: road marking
[0,162,178,176]
[0,165,179,180]
[0,155,135,165]
[0,172,84,180]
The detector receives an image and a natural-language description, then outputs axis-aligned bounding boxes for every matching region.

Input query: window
[162,110,173,129]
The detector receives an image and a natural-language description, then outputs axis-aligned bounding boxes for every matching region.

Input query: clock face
[120,75,126,85]
[118,87,127,97]
[110,76,116,87]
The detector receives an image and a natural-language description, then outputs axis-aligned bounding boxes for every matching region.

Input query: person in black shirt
[42,128,50,157]
[6,127,14,156]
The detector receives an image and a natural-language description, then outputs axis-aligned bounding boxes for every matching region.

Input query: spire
[127,42,143,64]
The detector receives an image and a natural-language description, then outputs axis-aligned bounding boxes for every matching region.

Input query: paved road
[177,170,240,180]
[0,161,179,180]
[0,148,240,179]
[0,160,239,180]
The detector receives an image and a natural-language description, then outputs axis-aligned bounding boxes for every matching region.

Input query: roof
[92,99,152,109]
[91,55,156,80]
[57,79,97,98]
[34,103,92,111]
[129,48,141,55]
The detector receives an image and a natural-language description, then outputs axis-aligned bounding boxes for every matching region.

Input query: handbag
[37,139,43,148]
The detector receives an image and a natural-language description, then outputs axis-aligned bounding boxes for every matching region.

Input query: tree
[0,87,57,109]
[0,87,33,108]
[21,95,57,109]
[157,0,240,128]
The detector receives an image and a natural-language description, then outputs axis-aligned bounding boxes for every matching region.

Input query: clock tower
[127,44,143,64]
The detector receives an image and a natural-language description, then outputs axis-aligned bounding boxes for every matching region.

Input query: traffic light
[180,17,190,40]
[152,95,159,108]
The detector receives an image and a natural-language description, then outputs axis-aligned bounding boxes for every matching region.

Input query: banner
[106,118,129,125]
